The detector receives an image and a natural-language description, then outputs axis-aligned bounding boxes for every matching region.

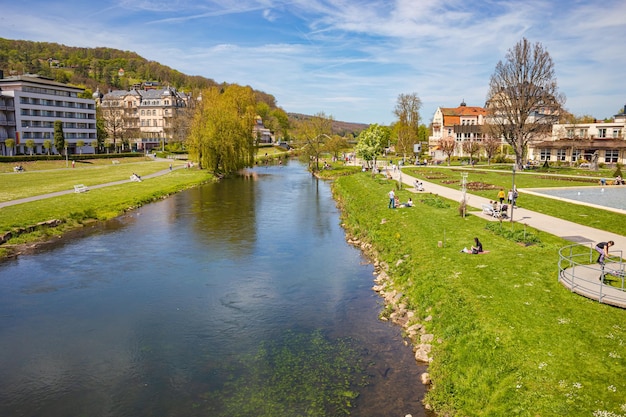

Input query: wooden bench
[74,184,89,193]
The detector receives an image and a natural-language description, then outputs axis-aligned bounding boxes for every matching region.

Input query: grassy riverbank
[332,172,626,416]
[0,161,213,258]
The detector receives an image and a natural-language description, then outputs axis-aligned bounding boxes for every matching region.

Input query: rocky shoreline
[345,232,435,409]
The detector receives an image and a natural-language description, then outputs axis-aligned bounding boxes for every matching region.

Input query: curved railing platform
[558,243,625,308]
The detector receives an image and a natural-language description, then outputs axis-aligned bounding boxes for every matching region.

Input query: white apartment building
[528,107,626,165]
[0,73,97,156]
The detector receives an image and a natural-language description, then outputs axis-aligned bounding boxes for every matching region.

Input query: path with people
[390,166,626,308]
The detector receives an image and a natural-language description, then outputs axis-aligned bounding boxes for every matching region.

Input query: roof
[0,74,84,92]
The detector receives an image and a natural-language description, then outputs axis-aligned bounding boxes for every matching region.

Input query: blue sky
[1,0,625,125]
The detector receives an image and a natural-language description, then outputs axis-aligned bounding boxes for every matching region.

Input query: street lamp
[510,164,516,223]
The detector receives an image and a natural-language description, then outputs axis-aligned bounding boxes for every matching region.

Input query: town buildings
[96,85,193,153]
[428,101,488,160]
[0,72,97,156]
[529,107,626,165]
[428,100,626,166]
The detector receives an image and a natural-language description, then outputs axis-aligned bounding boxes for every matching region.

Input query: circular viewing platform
[559,243,625,308]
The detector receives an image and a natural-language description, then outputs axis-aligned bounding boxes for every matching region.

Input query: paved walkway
[391,167,626,249]
[390,167,626,308]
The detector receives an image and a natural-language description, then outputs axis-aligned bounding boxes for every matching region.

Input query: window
[613,129,622,138]
[557,149,567,161]
[572,149,581,162]
[605,150,619,163]
[567,129,575,137]
[540,149,551,161]
[579,128,588,138]
[598,128,607,138]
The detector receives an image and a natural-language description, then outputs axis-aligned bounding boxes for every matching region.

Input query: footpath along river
[0,160,433,417]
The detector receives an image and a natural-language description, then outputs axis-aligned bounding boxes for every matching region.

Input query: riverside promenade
[389,166,626,308]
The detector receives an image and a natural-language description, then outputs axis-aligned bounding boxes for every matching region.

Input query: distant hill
[0,37,278,107]
[0,38,369,132]
[288,113,369,137]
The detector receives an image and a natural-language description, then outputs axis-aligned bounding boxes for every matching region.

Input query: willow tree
[188,85,257,175]
[485,38,564,170]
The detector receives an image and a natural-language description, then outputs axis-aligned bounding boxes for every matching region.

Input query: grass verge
[0,168,213,259]
[332,172,626,416]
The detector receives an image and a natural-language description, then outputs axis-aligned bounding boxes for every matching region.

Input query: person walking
[388,189,395,209]
[595,241,614,265]
[497,188,505,204]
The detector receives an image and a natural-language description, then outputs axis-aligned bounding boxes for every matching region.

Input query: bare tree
[481,137,501,165]
[461,140,481,165]
[393,93,422,160]
[394,123,416,162]
[485,38,564,170]
[439,136,456,166]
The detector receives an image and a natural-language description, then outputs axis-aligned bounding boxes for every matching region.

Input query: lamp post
[510,164,516,223]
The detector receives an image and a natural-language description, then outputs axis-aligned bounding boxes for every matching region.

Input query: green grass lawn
[0,162,213,256]
[404,166,626,236]
[332,172,626,416]
[0,158,183,202]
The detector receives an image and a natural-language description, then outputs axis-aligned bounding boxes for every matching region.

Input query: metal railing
[558,243,624,306]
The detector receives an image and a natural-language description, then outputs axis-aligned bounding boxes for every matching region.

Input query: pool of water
[525,186,626,211]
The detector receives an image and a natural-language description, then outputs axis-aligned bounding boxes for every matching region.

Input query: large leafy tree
[188,85,257,175]
[355,124,390,168]
[294,112,333,171]
[485,38,564,170]
[54,120,65,155]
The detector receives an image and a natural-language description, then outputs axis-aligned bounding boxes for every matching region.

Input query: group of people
[599,175,623,185]
[488,200,509,218]
[497,187,518,207]
[413,180,424,191]
[387,190,413,208]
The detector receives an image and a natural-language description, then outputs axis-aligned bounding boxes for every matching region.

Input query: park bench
[481,204,500,218]
[112,160,120,165]
[74,184,89,193]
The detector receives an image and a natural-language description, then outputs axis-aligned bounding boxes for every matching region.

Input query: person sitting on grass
[461,237,484,254]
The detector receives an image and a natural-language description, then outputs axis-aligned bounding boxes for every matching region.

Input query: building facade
[428,101,488,160]
[97,86,192,152]
[529,107,626,165]
[0,74,97,156]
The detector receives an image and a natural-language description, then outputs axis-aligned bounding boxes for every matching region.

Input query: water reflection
[0,161,431,417]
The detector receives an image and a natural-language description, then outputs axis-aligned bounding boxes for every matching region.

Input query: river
[0,160,431,417]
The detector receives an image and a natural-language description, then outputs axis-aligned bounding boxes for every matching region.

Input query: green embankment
[0,163,213,257]
[332,172,626,417]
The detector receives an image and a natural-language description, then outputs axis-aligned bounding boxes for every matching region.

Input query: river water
[0,160,431,417]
